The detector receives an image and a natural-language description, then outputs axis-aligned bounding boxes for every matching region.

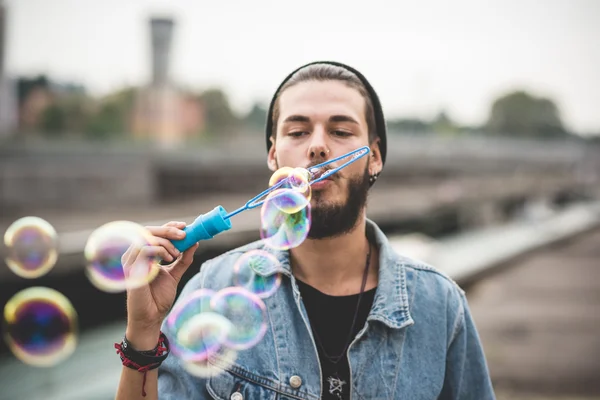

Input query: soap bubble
[211,287,268,351]
[287,167,312,194]
[269,166,312,203]
[84,221,160,293]
[268,166,293,187]
[233,250,282,299]
[3,217,58,279]
[166,289,232,362]
[176,312,233,362]
[182,345,238,378]
[260,190,311,250]
[267,188,310,214]
[3,287,78,367]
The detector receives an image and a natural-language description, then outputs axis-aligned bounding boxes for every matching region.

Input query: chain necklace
[309,243,372,399]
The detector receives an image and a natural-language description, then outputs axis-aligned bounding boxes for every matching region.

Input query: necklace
[309,242,372,399]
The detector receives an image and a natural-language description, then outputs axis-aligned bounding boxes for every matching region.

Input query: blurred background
[0,0,599,399]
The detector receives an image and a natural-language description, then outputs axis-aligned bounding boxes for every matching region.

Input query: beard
[308,165,371,239]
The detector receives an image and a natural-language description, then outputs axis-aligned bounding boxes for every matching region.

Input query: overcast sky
[4,0,600,134]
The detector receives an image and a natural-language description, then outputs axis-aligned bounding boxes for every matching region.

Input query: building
[0,1,17,136]
[130,17,204,148]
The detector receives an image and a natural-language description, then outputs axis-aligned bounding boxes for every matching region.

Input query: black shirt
[297,279,377,400]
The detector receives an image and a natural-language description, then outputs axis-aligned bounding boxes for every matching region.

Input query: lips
[309,168,334,181]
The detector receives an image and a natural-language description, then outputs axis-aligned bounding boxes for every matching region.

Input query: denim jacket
[158,220,495,399]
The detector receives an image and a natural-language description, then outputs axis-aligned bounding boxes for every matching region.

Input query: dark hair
[271,63,377,143]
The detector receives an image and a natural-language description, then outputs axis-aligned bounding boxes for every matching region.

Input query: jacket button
[230,392,243,400]
[289,375,303,388]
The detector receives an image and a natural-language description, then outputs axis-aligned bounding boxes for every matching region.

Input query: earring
[369,172,379,185]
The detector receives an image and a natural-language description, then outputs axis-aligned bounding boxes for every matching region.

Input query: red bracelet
[115,332,170,397]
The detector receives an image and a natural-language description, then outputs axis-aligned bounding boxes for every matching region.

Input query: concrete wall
[0,135,595,215]
[0,149,155,214]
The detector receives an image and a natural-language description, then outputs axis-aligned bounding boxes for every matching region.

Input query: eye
[332,130,352,137]
[288,131,308,137]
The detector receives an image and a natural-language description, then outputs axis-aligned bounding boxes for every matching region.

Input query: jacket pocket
[207,368,278,400]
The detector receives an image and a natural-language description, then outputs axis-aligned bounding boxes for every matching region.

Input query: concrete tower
[150,17,174,88]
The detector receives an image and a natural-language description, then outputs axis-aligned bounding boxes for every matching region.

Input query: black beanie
[265,61,387,167]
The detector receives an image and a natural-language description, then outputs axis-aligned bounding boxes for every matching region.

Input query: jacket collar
[252,219,414,330]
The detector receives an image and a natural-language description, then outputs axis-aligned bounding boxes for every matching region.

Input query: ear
[368,138,383,175]
[267,136,278,172]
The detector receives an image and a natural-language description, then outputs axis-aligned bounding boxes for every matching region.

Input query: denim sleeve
[439,295,496,400]
[157,267,211,399]
[157,352,210,399]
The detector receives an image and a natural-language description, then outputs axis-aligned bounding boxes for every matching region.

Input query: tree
[85,102,124,140]
[198,88,238,136]
[387,117,430,134]
[485,90,567,138]
[84,88,135,140]
[17,75,49,105]
[40,104,66,135]
[431,110,459,136]
[243,102,268,132]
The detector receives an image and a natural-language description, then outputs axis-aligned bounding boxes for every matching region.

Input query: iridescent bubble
[233,250,282,299]
[260,190,311,250]
[3,287,78,367]
[3,216,58,279]
[176,312,233,362]
[269,167,312,203]
[288,167,311,193]
[182,345,238,378]
[266,188,309,214]
[166,289,231,362]
[84,221,160,293]
[268,166,294,187]
[211,287,268,351]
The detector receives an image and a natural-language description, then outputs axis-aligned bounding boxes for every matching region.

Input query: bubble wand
[170,146,370,252]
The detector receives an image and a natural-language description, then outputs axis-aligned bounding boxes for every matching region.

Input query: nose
[307,128,330,162]
[309,146,328,160]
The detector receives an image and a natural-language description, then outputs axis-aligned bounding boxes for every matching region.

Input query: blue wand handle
[171,205,232,252]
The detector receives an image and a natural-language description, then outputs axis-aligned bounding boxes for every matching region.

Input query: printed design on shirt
[327,376,346,399]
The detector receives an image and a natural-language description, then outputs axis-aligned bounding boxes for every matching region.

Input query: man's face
[267,80,380,238]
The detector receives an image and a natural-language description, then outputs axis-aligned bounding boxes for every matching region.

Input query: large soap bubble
[211,287,268,351]
[4,217,58,279]
[3,287,78,367]
[84,221,160,293]
[166,289,233,362]
[260,189,311,250]
[269,166,312,208]
[233,250,282,299]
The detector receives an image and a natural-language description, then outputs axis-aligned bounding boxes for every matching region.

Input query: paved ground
[467,228,600,399]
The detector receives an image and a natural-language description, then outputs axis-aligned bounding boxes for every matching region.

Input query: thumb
[169,242,199,282]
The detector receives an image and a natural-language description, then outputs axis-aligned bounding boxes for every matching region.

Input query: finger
[154,237,181,260]
[134,245,174,264]
[123,243,142,267]
[145,225,186,240]
[125,246,168,283]
[164,221,187,229]
[169,242,199,282]
[121,245,133,266]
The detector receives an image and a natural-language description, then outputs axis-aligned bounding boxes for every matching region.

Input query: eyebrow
[329,115,359,124]
[282,115,311,123]
[282,114,360,124]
